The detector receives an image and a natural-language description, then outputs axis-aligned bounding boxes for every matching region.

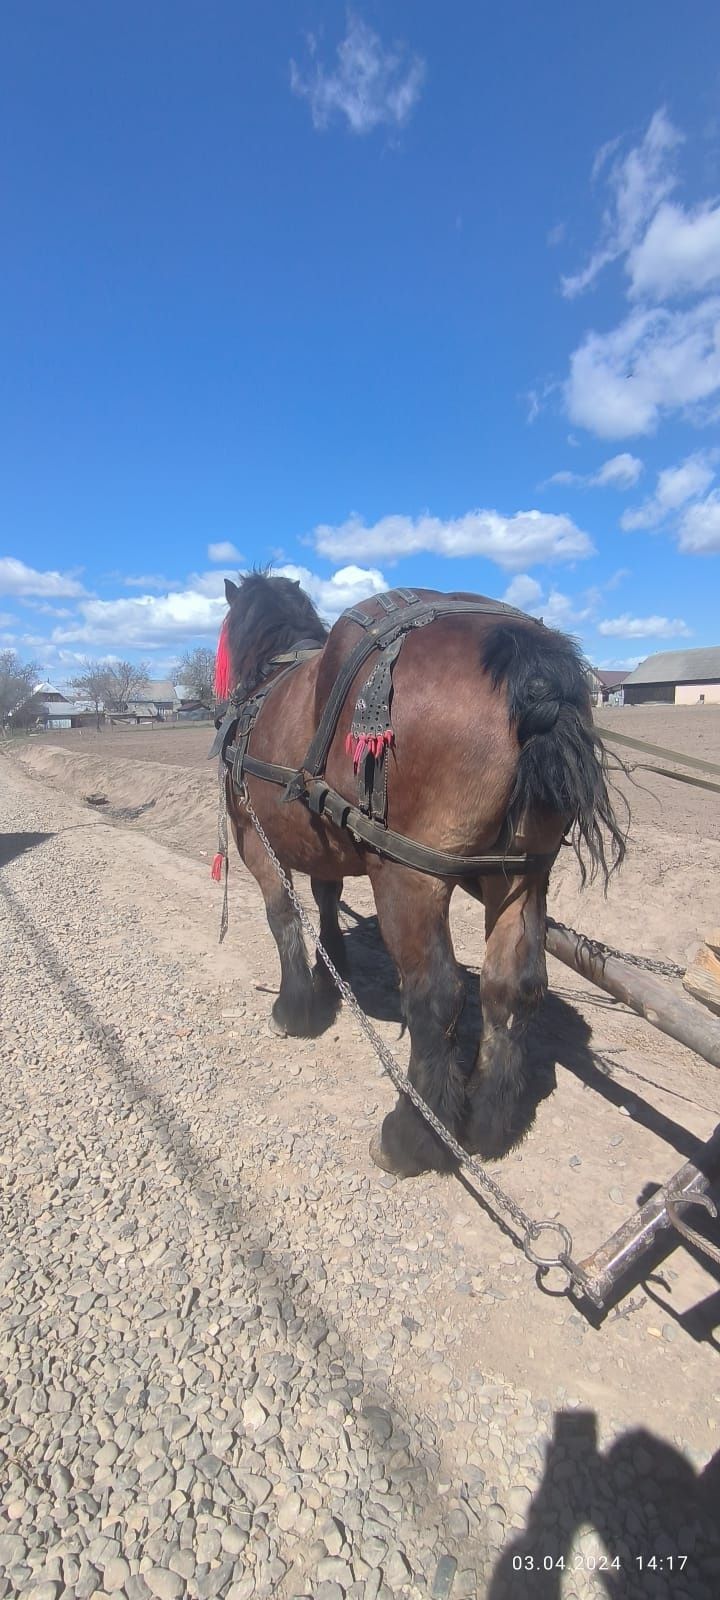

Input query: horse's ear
[224,578,239,604]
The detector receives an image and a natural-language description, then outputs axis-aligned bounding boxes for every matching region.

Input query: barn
[622,646,720,706]
[588,668,629,706]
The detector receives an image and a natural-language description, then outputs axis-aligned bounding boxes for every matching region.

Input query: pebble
[242,1397,267,1432]
[103,1559,131,1589]
[144,1569,185,1599]
[316,1558,354,1586]
[277,1493,302,1532]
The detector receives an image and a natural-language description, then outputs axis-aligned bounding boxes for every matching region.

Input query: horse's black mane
[226,569,328,691]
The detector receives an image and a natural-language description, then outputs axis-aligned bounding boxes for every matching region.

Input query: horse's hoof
[369,1131,399,1174]
[268,1013,288,1038]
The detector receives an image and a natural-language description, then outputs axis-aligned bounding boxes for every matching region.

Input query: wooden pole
[545,920,720,1070]
[683,930,720,1017]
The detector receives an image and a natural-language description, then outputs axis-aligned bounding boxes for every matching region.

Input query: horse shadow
[340,899,714,1170]
[0,830,54,868]
[487,1409,720,1599]
[340,899,595,1147]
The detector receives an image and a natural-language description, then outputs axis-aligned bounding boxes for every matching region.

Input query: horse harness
[210,589,560,880]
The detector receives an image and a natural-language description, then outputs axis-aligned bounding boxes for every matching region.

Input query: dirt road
[1,743,719,1599]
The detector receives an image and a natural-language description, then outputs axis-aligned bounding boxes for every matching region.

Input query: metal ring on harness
[523,1220,575,1288]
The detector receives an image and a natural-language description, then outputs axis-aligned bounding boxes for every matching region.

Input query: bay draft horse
[217,573,626,1178]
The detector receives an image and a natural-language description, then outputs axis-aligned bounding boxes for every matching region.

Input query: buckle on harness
[282,771,308,805]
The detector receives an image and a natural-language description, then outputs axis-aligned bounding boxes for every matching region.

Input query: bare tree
[0,650,39,732]
[171,647,215,702]
[103,660,150,711]
[70,660,112,732]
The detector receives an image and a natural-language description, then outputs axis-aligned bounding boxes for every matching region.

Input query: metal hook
[666,1191,720,1270]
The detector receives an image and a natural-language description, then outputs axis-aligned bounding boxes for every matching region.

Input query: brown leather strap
[226,750,556,879]
[299,596,530,782]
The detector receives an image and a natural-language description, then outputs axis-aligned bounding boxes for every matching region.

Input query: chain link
[546,916,685,979]
[239,790,587,1289]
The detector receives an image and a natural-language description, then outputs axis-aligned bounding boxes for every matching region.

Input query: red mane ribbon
[214,617,232,699]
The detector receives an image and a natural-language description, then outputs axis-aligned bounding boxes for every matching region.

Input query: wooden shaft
[545,922,720,1070]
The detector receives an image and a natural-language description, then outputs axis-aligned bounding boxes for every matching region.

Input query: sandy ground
[6,712,720,1336]
[2,706,720,1597]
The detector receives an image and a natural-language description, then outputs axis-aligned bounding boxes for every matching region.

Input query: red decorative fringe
[214,618,232,699]
[211,853,225,881]
[345,729,394,774]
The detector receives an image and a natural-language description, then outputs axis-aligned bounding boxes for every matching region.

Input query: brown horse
[218,572,625,1178]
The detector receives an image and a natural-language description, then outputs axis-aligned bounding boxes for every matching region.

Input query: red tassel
[214,618,233,699]
[346,728,394,774]
[211,853,225,881]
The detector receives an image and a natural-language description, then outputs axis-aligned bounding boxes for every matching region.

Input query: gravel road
[1,757,718,1600]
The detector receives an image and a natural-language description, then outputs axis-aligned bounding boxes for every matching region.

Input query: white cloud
[562,111,720,442]
[184,570,228,598]
[208,542,243,564]
[677,490,720,553]
[502,575,592,630]
[544,452,643,490]
[0,557,87,599]
[275,563,387,620]
[290,15,425,135]
[503,575,543,610]
[592,452,644,488]
[542,590,593,629]
[628,200,720,301]
[46,589,228,650]
[621,451,716,530]
[547,222,566,248]
[598,614,692,638]
[562,110,682,298]
[38,565,388,649]
[565,298,720,437]
[0,611,15,628]
[313,508,594,570]
[596,654,645,670]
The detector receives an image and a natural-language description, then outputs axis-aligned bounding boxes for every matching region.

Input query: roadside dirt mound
[11,742,217,860]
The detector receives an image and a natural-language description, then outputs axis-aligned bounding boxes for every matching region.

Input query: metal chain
[239,790,592,1295]
[546,915,685,980]
[217,773,230,944]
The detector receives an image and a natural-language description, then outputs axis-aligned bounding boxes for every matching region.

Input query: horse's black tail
[482,622,628,887]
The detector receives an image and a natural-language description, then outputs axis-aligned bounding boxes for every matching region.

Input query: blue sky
[2,1,719,679]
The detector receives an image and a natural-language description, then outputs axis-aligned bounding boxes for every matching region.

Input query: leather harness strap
[222,752,557,879]
[297,594,530,786]
[217,590,558,881]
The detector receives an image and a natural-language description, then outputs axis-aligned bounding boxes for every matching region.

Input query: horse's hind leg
[311,878,347,1023]
[467,874,548,1155]
[367,862,469,1178]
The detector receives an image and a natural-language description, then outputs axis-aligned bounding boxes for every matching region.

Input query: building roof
[137,679,176,702]
[33,680,69,698]
[623,646,720,686]
[42,701,99,717]
[595,669,629,689]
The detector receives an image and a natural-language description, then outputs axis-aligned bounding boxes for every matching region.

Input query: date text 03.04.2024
[512,1556,689,1573]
